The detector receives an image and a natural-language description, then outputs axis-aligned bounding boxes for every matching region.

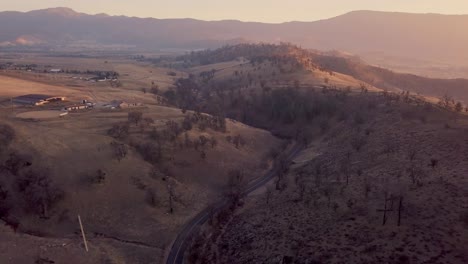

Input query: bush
[0,124,15,149]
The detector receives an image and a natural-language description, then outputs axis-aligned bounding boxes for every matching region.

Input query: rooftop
[13,94,54,101]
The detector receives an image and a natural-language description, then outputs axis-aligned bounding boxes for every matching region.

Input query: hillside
[1,8,468,76]
[0,43,467,264]
[0,71,282,263]
[190,88,468,264]
[159,44,468,105]
[311,53,468,103]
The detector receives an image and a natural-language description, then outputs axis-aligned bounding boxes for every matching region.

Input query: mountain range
[1,7,468,74]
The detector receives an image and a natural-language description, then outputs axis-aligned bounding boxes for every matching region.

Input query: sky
[2,0,468,22]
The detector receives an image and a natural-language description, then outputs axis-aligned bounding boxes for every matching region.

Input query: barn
[12,94,66,106]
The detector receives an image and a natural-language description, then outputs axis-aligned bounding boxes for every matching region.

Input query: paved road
[165,143,303,264]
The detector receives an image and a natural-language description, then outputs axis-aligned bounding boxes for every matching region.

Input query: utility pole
[78,215,89,252]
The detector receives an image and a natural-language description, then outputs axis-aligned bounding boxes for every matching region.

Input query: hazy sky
[2,0,468,22]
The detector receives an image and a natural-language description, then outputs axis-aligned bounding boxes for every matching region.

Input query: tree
[136,142,163,165]
[0,184,10,218]
[182,116,193,131]
[226,169,245,206]
[128,111,143,126]
[0,124,15,150]
[351,136,366,152]
[210,137,218,148]
[145,188,157,207]
[16,169,64,218]
[455,102,463,113]
[439,93,454,109]
[110,141,128,162]
[233,134,246,149]
[4,151,32,176]
[199,136,209,148]
[93,169,106,184]
[430,159,438,170]
[107,123,130,140]
[265,186,272,205]
[166,179,176,214]
[149,128,161,142]
[340,159,351,185]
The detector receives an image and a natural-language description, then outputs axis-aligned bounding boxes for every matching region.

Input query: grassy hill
[161,44,468,105]
[0,72,281,263]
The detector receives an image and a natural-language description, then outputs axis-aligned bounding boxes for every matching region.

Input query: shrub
[0,124,15,149]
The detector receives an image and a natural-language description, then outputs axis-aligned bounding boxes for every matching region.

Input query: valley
[0,42,467,264]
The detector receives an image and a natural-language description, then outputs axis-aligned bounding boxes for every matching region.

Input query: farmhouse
[12,94,65,106]
[64,104,91,111]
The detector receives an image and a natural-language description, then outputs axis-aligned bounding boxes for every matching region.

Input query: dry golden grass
[0,97,280,264]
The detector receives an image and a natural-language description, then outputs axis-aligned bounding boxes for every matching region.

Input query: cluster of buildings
[12,94,93,111]
[12,94,143,113]
[104,100,143,109]
[12,94,66,106]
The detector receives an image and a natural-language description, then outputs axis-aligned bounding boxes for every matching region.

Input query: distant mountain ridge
[1,8,468,65]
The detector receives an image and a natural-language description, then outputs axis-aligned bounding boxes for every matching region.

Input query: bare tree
[265,186,272,205]
[167,181,175,214]
[110,141,128,162]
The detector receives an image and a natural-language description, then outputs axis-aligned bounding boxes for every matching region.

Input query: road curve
[165,143,304,264]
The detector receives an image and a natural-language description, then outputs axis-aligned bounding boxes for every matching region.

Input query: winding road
[165,143,304,264]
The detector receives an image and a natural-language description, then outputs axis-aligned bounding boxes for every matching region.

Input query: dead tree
[265,186,272,205]
[377,193,392,226]
[397,196,404,226]
[167,182,175,214]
